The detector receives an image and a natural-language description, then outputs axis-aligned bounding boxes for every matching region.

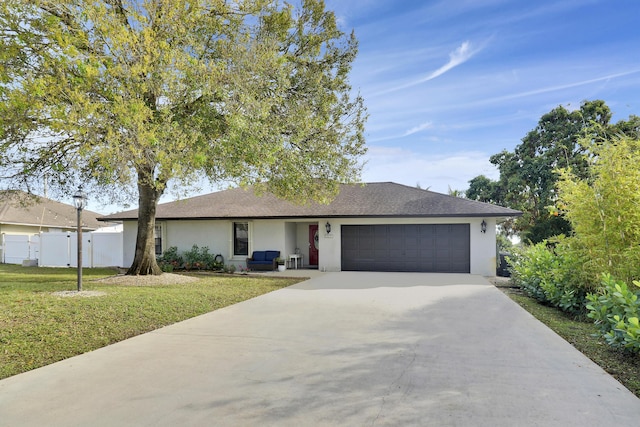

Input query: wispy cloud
[403,121,432,137]
[366,121,433,142]
[423,41,476,81]
[372,40,486,96]
[476,69,640,106]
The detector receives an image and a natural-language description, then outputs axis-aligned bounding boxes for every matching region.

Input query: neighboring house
[0,190,104,235]
[101,182,521,276]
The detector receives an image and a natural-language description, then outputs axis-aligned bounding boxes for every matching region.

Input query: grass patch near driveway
[493,278,640,398]
[0,265,302,380]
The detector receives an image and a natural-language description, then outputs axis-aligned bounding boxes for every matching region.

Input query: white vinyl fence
[0,234,40,264]
[1,231,123,268]
[38,232,89,267]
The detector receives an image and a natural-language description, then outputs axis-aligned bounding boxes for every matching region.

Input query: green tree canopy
[466,175,500,204]
[491,100,612,243]
[0,0,367,274]
[464,100,640,243]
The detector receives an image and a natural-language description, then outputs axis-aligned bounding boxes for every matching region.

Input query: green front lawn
[0,265,302,379]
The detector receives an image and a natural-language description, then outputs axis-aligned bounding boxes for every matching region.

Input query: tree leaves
[557,135,640,283]
[1,0,367,274]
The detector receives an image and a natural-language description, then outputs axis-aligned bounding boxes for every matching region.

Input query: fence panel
[38,232,72,267]
[90,232,123,267]
[41,232,95,268]
[2,234,39,264]
[3,231,124,267]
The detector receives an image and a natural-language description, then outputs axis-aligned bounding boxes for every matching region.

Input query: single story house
[101,182,521,276]
[0,190,105,235]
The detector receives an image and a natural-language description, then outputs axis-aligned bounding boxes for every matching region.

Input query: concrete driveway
[1,272,639,426]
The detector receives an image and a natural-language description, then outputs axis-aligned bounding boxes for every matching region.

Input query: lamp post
[73,186,87,292]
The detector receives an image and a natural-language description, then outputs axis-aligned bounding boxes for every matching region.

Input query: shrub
[509,238,587,315]
[183,245,206,270]
[157,245,224,271]
[183,245,225,271]
[586,274,640,352]
[509,243,552,302]
[157,246,183,272]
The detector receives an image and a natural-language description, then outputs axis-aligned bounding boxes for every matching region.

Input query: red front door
[309,224,319,266]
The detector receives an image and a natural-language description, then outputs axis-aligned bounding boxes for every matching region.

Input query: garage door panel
[341,224,470,273]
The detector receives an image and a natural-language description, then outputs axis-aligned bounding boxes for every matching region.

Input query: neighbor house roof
[0,190,105,230]
[100,182,521,221]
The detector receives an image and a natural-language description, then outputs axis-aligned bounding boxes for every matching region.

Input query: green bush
[586,274,640,352]
[509,243,552,302]
[157,246,183,272]
[157,245,224,271]
[183,244,211,270]
[509,238,587,315]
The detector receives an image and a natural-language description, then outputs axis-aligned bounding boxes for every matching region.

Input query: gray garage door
[341,224,470,273]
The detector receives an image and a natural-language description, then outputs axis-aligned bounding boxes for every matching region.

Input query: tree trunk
[126,174,163,276]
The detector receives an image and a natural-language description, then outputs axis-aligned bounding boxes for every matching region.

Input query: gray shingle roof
[100,182,521,221]
[0,190,105,230]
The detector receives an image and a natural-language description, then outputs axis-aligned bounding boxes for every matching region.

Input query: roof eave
[103,212,523,221]
[0,220,98,230]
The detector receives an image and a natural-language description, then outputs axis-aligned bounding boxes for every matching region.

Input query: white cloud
[425,41,475,81]
[473,69,640,107]
[361,146,498,194]
[402,121,433,137]
[373,40,485,96]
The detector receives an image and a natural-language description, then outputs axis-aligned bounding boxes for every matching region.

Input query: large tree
[467,100,612,243]
[0,0,367,274]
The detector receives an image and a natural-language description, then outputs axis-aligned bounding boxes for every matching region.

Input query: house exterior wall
[284,222,297,259]
[250,220,285,258]
[0,223,65,236]
[163,220,229,256]
[122,219,289,268]
[121,217,498,276]
[472,217,497,276]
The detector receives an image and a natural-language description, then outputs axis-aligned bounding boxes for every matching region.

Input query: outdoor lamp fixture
[480,219,487,234]
[73,186,87,292]
[325,221,331,234]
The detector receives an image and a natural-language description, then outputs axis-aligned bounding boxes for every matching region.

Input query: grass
[493,278,640,398]
[0,264,303,380]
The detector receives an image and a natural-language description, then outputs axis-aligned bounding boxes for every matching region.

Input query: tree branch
[105,0,133,32]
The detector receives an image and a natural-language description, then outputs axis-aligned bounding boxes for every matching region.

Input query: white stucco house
[100,182,521,276]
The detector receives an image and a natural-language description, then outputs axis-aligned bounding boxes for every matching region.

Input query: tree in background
[611,114,640,138]
[447,185,464,198]
[465,100,640,243]
[466,175,501,203]
[557,135,640,284]
[0,0,367,275]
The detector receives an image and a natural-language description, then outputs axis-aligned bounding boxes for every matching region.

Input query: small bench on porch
[246,250,280,271]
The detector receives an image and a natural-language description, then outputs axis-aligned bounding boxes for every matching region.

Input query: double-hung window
[154,224,163,256]
[233,222,249,256]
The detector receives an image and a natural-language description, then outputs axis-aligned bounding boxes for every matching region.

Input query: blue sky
[325,0,640,193]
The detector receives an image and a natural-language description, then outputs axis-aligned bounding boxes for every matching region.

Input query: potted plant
[276,257,287,272]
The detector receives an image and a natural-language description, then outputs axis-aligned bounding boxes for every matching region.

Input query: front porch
[283,221,320,269]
